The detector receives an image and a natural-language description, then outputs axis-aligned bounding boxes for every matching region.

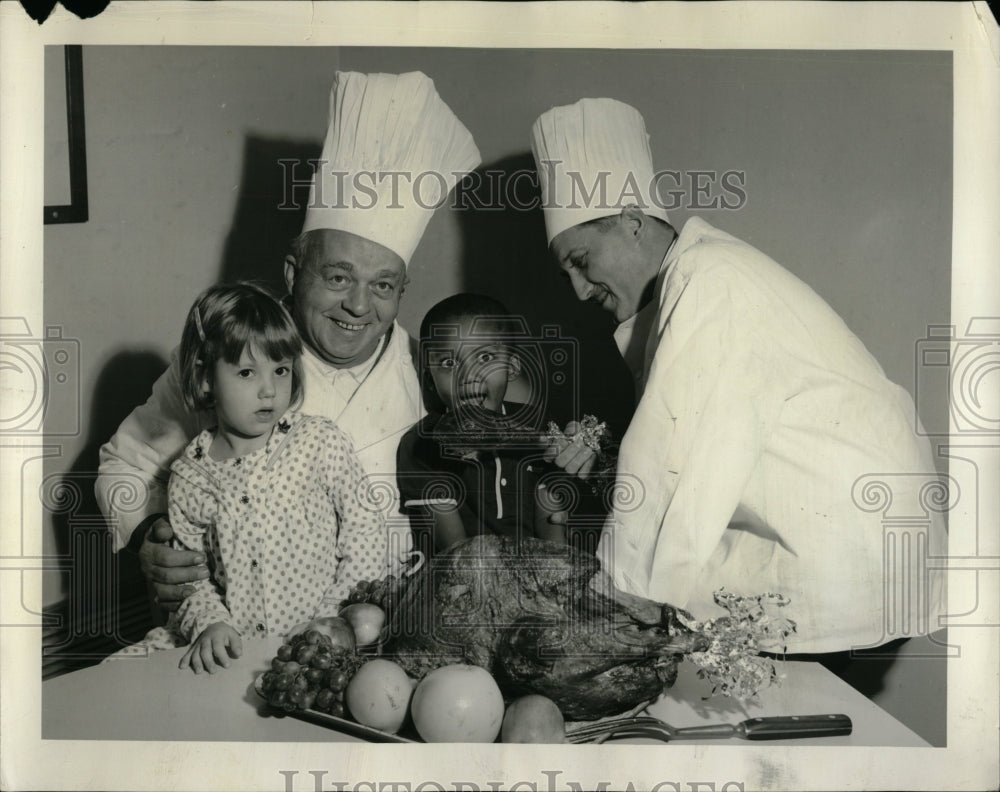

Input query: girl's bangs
[220,303,302,364]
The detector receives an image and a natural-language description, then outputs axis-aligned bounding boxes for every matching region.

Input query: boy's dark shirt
[396,406,555,549]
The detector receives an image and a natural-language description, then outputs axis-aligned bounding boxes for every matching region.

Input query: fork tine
[566,716,670,743]
[566,717,641,735]
[565,697,661,742]
[567,715,659,735]
[567,724,672,744]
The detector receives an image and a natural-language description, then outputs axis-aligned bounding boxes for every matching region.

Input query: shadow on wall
[218,135,321,292]
[43,350,169,678]
[455,153,636,440]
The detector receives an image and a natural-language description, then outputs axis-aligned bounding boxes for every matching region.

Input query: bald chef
[96,71,481,610]
[531,98,947,655]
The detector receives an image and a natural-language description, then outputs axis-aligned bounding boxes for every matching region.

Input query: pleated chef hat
[531,98,670,245]
[303,71,481,265]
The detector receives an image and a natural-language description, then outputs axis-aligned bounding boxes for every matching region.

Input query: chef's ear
[283,255,298,297]
[507,354,522,381]
[620,205,646,240]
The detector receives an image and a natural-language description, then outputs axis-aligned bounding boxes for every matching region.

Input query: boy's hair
[419,292,513,341]
[179,282,304,412]
[418,293,515,413]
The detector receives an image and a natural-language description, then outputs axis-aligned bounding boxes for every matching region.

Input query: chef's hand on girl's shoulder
[179,622,243,674]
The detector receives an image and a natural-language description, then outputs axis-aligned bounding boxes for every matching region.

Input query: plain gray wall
[42,45,950,742]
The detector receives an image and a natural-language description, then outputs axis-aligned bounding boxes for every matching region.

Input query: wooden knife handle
[739,714,853,740]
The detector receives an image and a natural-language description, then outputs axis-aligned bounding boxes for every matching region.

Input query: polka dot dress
[114,410,390,655]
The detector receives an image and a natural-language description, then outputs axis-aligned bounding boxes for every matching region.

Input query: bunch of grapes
[257,629,365,715]
[342,573,408,614]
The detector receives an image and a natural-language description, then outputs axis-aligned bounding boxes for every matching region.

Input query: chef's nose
[342,283,370,316]
[567,269,593,301]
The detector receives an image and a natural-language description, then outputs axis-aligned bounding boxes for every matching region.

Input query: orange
[410,664,504,743]
[344,659,413,733]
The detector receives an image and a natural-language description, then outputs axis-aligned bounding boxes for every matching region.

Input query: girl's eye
[237,369,254,378]
[275,366,291,376]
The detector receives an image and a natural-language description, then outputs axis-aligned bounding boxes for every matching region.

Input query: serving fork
[565,713,853,743]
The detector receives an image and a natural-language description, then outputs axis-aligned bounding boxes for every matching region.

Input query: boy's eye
[476,351,496,364]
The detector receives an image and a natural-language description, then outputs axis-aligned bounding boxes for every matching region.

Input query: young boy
[396,293,570,554]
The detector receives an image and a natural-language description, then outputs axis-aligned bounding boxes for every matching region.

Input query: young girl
[119,283,389,673]
[396,293,573,555]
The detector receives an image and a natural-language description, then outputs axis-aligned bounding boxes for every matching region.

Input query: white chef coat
[598,217,946,653]
[96,322,424,563]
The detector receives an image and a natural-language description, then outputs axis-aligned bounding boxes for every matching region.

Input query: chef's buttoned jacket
[599,217,946,653]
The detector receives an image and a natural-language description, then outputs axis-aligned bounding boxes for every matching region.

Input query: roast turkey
[382,535,716,720]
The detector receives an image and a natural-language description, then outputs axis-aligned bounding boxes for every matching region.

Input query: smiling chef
[96,70,481,611]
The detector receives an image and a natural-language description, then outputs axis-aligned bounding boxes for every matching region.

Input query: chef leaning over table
[530,98,947,655]
[95,70,481,610]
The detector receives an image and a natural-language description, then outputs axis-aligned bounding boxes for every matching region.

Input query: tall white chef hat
[303,71,481,265]
[531,98,670,245]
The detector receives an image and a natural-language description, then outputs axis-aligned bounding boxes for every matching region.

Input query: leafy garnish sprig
[543,415,618,497]
[677,590,797,702]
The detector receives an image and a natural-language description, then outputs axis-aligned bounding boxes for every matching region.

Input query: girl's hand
[179,622,243,674]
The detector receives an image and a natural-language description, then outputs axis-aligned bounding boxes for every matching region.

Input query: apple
[339,603,386,646]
